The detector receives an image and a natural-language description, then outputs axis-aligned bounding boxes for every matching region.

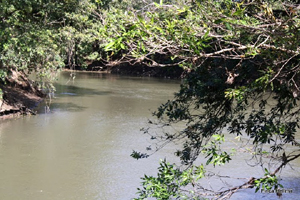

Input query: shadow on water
[48,102,87,112]
[54,83,113,97]
[35,101,87,114]
[35,84,112,114]
[232,177,300,200]
[34,73,114,114]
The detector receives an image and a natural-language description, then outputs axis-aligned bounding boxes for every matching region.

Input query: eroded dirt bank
[0,70,45,120]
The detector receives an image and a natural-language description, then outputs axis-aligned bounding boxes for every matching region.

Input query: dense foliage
[126,0,300,199]
[0,0,299,199]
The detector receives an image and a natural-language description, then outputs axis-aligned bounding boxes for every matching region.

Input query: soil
[0,70,45,120]
[0,86,43,119]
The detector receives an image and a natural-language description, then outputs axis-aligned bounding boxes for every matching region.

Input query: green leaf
[233,9,244,16]
[225,22,232,30]
[104,41,116,51]
[214,18,225,24]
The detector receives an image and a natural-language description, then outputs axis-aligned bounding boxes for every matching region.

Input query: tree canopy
[0,0,300,199]
[125,0,300,199]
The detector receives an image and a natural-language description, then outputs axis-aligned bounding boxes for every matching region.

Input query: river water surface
[0,72,182,200]
[0,71,299,200]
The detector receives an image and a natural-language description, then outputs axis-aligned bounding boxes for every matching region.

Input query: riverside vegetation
[0,0,300,199]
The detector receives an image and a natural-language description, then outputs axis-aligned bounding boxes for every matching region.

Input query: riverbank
[0,70,45,120]
[108,64,183,79]
[74,62,184,79]
[0,86,43,119]
[0,65,183,120]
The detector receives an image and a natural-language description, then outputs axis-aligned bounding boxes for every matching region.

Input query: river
[0,71,299,200]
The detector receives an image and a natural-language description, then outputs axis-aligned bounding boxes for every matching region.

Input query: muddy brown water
[0,71,299,200]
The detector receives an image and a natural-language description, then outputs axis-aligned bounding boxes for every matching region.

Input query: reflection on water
[0,72,181,200]
[0,71,299,200]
